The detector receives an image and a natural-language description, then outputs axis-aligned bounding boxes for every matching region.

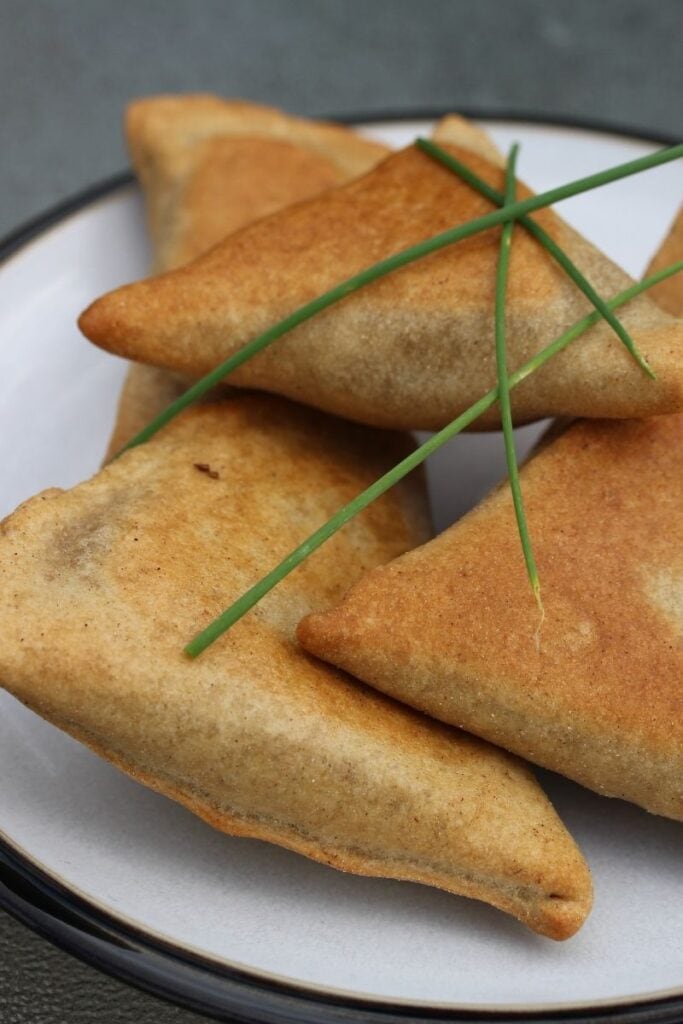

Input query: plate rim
[0,109,681,1024]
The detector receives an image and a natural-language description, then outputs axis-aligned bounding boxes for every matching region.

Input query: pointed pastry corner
[525,852,593,941]
[124,92,167,138]
[78,281,152,360]
[297,604,356,663]
[125,92,246,137]
[297,613,593,942]
[431,112,505,167]
[124,93,235,168]
[78,291,120,352]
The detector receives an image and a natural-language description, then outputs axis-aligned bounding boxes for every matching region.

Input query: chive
[114,142,683,458]
[416,137,655,379]
[184,260,682,657]
[494,144,542,607]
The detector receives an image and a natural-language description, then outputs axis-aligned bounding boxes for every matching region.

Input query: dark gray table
[1,1,681,1020]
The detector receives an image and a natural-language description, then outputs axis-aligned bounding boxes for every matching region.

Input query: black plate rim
[0,108,681,1024]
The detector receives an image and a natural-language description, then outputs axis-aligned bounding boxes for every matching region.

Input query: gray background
[1,1,680,1021]
[2,0,682,238]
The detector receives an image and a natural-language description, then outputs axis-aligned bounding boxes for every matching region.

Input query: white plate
[0,119,681,1020]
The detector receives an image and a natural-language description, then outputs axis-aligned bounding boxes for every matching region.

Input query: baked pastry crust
[106,95,390,459]
[299,412,683,821]
[81,138,683,431]
[0,396,591,939]
[432,113,505,166]
[127,93,389,270]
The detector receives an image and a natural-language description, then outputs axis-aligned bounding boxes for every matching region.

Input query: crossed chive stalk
[112,138,683,656]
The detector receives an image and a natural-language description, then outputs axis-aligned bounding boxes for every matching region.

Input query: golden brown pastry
[0,396,591,939]
[80,137,683,431]
[105,366,194,460]
[299,411,683,821]
[106,95,390,459]
[127,94,389,271]
[644,205,683,316]
[432,113,505,167]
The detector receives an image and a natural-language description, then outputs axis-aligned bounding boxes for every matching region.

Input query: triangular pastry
[432,113,505,167]
[107,96,390,458]
[0,395,592,938]
[80,134,683,431]
[299,419,683,821]
[127,93,389,271]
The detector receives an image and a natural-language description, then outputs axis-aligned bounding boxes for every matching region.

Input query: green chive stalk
[416,137,654,379]
[494,144,542,607]
[184,260,682,658]
[114,142,682,458]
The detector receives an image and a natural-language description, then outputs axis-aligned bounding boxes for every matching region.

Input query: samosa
[107,95,389,458]
[127,93,388,271]
[299,411,683,821]
[80,127,683,431]
[105,107,503,459]
[0,396,592,939]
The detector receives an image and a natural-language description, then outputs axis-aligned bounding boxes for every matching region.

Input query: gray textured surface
[0,0,681,1021]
